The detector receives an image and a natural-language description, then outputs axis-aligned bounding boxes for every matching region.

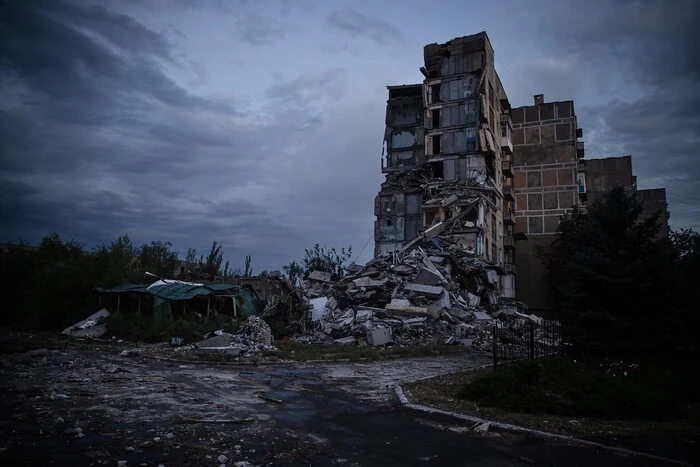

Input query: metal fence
[492,318,563,369]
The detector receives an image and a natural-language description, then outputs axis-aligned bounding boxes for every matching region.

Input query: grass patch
[261,342,468,362]
[460,358,680,421]
[405,357,699,433]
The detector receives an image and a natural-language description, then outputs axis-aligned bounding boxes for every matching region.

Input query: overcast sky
[1,0,699,272]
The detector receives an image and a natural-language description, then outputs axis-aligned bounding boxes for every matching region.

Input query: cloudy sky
[1,0,698,272]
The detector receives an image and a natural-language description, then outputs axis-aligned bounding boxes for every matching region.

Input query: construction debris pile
[298,240,531,349]
[193,317,275,357]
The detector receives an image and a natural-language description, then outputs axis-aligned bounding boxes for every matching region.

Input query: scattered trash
[474,421,491,433]
[170,337,184,347]
[257,393,283,404]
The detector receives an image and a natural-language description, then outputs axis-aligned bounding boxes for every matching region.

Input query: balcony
[577,173,587,201]
[504,262,517,275]
[503,185,515,202]
[578,185,588,202]
[500,114,513,155]
[502,160,513,178]
[503,235,515,250]
[577,141,585,158]
[503,209,516,225]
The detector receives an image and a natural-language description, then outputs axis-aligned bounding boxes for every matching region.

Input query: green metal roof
[95,284,148,294]
[147,283,238,301]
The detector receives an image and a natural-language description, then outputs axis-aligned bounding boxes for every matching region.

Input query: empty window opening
[386,218,393,227]
[430,84,441,104]
[433,161,444,178]
[431,135,441,155]
[431,109,441,128]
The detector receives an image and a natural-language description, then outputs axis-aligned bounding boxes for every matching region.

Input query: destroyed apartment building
[375,32,516,299]
[293,32,553,351]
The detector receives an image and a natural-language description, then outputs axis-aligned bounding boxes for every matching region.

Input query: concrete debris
[194,316,275,357]
[474,421,491,433]
[294,240,544,350]
[307,270,332,283]
[367,327,392,346]
[62,308,110,338]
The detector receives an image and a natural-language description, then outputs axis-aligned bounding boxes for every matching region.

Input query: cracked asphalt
[0,337,678,466]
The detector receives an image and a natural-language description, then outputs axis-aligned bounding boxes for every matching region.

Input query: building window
[431,135,441,155]
[431,109,441,129]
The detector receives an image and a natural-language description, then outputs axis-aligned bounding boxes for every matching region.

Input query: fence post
[492,324,497,371]
[529,321,535,359]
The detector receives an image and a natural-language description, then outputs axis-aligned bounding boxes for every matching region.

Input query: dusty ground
[0,331,686,466]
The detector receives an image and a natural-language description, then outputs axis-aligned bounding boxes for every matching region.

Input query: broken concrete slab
[352,277,388,288]
[308,270,332,282]
[62,308,110,338]
[413,267,443,286]
[384,303,438,320]
[354,308,374,323]
[195,333,234,348]
[424,222,446,239]
[390,298,411,307]
[392,265,415,275]
[466,293,481,307]
[403,283,444,297]
[473,311,494,321]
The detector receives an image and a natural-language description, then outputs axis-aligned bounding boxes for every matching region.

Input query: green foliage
[244,254,252,277]
[203,241,223,279]
[300,243,352,279]
[459,358,679,421]
[139,241,179,278]
[105,312,239,343]
[0,233,230,332]
[537,186,678,359]
[282,260,303,286]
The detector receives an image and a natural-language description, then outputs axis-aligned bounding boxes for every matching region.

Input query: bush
[460,358,680,421]
[105,312,240,344]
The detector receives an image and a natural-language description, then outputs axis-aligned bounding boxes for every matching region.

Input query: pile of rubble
[193,316,275,357]
[299,239,530,349]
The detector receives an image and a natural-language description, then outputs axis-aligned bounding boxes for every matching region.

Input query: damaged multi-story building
[374,32,516,298]
[373,32,670,310]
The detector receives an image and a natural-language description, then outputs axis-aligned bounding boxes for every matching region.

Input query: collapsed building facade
[375,32,516,298]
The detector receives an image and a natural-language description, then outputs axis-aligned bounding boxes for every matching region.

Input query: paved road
[0,346,678,466]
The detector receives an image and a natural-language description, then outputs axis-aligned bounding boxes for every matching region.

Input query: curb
[395,385,693,466]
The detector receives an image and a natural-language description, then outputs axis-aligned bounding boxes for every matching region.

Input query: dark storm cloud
[326,8,402,45]
[532,0,700,229]
[0,0,300,267]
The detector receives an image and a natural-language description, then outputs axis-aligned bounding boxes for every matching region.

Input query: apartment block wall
[511,98,583,310]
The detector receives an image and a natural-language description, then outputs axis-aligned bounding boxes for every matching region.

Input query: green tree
[92,235,140,286]
[138,241,179,278]
[203,241,223,280]
[300,243,352,279]
[28,234,93,329]
[538,186,673,360]
[282,260,303,286]
[244,254,252,277]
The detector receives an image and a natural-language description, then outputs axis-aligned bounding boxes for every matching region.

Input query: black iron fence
[492,318,563,368]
